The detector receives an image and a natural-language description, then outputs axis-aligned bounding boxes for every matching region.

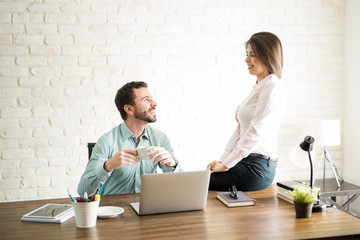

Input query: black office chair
[87,142,96,160]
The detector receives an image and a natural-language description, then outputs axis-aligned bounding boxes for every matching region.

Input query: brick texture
[0,0,344,202]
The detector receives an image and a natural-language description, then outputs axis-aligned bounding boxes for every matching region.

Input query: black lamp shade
[300,136,315,151]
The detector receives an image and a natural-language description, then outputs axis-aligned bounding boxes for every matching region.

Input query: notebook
[130,170,211,215]
[21,204,74,223]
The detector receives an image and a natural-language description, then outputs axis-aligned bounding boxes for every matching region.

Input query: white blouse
[219,74,287,169]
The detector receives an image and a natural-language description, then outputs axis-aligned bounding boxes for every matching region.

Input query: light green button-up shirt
[77,122,179,196]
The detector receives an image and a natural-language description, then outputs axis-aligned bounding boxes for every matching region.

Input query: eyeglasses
[229,185,238,200]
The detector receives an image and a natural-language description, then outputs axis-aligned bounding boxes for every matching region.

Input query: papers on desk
[277,192,294,204]
[276,181,302,204]
[21,203,74,223]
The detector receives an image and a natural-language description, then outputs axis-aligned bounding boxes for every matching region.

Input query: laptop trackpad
[130,202,140,215]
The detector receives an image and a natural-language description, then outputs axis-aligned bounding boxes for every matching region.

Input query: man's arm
[77,142,110,196]
[103,148,140,172]
[150,133,182,172]
[77,142,141,196]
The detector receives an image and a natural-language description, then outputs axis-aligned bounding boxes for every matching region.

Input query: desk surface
[314,178,360,195]
[1,185,360,240]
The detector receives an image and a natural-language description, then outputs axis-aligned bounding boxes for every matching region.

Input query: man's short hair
[115,81,148,120]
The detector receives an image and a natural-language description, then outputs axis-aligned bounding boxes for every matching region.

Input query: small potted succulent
[287,183,319,218]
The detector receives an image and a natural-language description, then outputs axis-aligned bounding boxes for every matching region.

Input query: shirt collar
[142,126,150,140]
[253,74,274,89]
[120,122,149,140]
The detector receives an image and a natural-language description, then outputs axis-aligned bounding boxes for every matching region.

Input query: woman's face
[245,44,266,81]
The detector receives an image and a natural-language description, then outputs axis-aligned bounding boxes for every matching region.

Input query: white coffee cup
[72,200,100,228]
[136,147,152,160]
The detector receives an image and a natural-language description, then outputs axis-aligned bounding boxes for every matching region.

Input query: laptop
[130,170,211,215]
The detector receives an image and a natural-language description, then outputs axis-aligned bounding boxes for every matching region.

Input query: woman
[207,32,287,191]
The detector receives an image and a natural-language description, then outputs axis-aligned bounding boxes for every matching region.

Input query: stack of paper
[21,203,74,223]
[276,180,303,204]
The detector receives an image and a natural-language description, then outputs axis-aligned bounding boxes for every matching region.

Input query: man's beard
[134,107,156,123]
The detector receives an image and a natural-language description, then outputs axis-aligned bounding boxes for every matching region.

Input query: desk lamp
[290,136,315,188]
[290,136,326,212]
[314,119,343,188]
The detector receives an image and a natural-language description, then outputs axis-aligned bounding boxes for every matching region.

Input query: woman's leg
[209,156,276,191]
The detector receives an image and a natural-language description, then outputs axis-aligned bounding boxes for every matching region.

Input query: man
[78,81,180,196]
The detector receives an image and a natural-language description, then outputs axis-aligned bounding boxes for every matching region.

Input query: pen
[90,187,99,201]
[99,182,103,196]
[84,192,88,202]
[69,194,76,203]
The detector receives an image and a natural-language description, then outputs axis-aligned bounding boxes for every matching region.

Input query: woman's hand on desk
[207,161,229,173]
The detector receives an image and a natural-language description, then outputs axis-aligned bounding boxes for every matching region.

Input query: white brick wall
[344,0,360,186]
[0,0,345,202]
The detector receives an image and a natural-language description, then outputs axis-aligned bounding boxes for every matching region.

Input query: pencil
[90,187,99,201]
[69,194,76,203]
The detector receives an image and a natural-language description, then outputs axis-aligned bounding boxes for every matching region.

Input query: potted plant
[287,183,319,218]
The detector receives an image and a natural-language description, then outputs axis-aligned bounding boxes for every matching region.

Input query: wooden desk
[1,185,360,240]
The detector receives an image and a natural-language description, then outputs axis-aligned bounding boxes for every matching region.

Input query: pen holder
[72,200,100,228]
